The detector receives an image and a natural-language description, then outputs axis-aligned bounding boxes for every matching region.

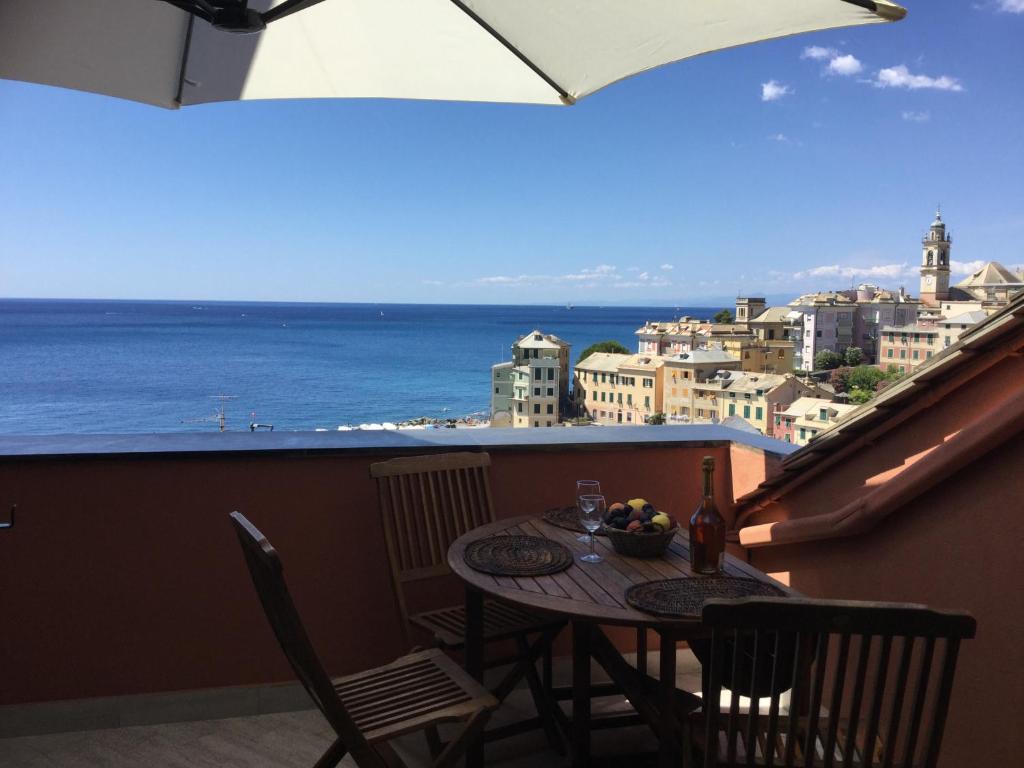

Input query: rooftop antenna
[181,394,238,432]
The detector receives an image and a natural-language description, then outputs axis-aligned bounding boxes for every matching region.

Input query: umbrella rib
[174,13,196,107]
[445,0,574,105]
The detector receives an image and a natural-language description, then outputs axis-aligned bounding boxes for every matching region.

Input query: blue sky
[1,1,1022,305]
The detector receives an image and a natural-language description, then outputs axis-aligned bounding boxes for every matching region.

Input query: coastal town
[491,211,1024,444]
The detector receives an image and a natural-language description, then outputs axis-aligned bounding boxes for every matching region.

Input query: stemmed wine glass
[576,480,601,542]
[577,494,605,564]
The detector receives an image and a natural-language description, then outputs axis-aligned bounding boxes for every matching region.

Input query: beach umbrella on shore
[1,1,904,109]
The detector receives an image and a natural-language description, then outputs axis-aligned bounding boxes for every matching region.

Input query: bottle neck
[702,467,714,500]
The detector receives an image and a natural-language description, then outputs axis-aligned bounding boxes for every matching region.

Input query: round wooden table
[448,514,794,767]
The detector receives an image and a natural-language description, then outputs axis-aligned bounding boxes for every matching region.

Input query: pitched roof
[939,311,987,326]
[516,330,568,349]
[956,261,1024,288]
[750,307,792,324]
[663,349,737,366]
[574,352,629,373]
[619,354,664,371]
[737,290,1024,510]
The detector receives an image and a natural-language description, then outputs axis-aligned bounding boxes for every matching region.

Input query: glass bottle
[689,456,725,574]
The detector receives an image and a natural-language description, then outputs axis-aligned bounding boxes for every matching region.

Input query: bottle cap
[702,456,715,470]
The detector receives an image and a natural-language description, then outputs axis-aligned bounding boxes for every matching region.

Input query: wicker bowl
[602,522,678,558]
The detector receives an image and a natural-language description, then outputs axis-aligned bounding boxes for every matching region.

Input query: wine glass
[576,480,601,542]
[578,494,605,564]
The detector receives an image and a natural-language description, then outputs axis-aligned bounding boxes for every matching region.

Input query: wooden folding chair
[370,452,566,751]
[692,597,976,768]
[229,511,497,768]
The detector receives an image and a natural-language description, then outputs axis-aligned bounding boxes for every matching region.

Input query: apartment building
[491,329,570,428]
[774,396,859,445]
[878,323,940,374]
[573,352,663,424]
[695,371,819,436]
[938,311,987,349]
[787,292,857,371]
[850,285,920,364]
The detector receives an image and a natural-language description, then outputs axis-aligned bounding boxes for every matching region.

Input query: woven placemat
[625,576,786,618]
[541,506,608,536]
[464,535,573,577]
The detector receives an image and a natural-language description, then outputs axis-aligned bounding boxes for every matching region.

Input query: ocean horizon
[0,299,725,435]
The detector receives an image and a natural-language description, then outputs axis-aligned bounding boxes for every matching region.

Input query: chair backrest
[228,512,368,751]
[370,452,495,641]
[700,597,976,768]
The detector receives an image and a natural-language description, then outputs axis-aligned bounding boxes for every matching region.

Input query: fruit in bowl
[603,500,676,533]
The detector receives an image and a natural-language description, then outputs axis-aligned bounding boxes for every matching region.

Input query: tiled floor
[0,653,704,768]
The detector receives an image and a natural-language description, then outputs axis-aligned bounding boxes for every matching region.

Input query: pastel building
[775,397,859,445]
[787,292,857,371]
[879,323,940,375]
[938,311,987,349]
[573,353,663,425]
[696,372,819,436]
[662,349,740,423]
[491,330,570,428]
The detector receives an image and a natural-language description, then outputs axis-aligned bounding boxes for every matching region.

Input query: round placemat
[625,576,786,618]
[542,506,607,536]
[464,535,573,577]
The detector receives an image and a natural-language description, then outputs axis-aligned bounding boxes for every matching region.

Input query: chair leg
[517,634,566,755]
[424,724,444,759]
[433,709,492,768]
[313,736,349,768]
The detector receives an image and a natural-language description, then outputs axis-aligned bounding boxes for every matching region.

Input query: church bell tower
[920,208,951,306]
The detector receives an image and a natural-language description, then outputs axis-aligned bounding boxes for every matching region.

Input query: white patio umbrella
[0,0,905,109]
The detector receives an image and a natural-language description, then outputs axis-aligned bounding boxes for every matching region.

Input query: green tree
[844,346,865,366]
[829,366,852,393]
[646,412,666,425]
[847,366,886,392]
[713,309,734,324]
[848,388,875,405]
[577,340,630,362]
[814,350,843,370]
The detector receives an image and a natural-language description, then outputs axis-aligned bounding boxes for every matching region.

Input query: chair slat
[900,635,935,767]
[841,634,872,768]
[822,633,851,768]
[880,636,915,768]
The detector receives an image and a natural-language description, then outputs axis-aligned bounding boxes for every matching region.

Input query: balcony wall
[0,426,791,709]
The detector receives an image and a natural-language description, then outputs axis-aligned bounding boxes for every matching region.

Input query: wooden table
[448,514,794,768]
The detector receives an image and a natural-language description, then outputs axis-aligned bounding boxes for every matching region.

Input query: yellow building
[661,349,740,423]
[691,371,820,436]
[573,353,663,425]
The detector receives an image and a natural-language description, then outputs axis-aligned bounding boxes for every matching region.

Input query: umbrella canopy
[0,0,905,109]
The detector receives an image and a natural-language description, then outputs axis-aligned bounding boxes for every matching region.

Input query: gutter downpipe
[739,384,1024,548]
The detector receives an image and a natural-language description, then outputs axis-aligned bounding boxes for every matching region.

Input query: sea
[0,299,719,434]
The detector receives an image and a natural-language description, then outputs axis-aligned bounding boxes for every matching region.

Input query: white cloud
[638,271,650,280]
[951,259,987,275]
[901,110,931,123]
[827,54,863,76]
[660,263,674,271]
[421,279,444,286]
[475,264,623,288]
[768,133,792,143]
[793,263,915,280]
[761,80,793,101]
[802,46,837,60]
[996,0,1024,12]
[874,65,963,91]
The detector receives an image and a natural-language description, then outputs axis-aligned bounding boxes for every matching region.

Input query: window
[944,336,951,346]
[517,403,523,413]
[819,408,827,421]
[617,393,622,404]
[728,404,735,416]
[601,392,606,402]
[755,407,763,420]
[547,368,554,380]
[626,413,632,422]
[592,391,597,401]
[547,387,554,396]
[887,348,894,358]
[644,396,651,409]
[494,387,499,394]
[913,350,919,360]
[546,404,553,414]
[642,378,654,388]
[899,365,906,374]
[581,371,587,382]
[534,368,541,380]
[816,330,822,338]
[775,415,781,425]
[744,393,751,399]
[743,405,751,418]
[913,333,920,342]
[927,351,933,358]
[627,394,633,406]
[534,387,541,396]
[546,421,552,427]
[534,421,539,427]
[927,336,934,346]
[900,349,907,359]
[887,332,895,342]
[601,373,606,383]
[533,404,540,414]
[697,409,704,418]
[799,428,806,440]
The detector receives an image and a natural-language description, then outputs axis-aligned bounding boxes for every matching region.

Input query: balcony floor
[0,652,702,767]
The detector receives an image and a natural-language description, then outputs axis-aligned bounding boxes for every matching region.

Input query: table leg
[659,628,678,768]
[465,585,484,768]
[572,620,592,768]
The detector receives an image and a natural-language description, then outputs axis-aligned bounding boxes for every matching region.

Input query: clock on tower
[920,208,951,307]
